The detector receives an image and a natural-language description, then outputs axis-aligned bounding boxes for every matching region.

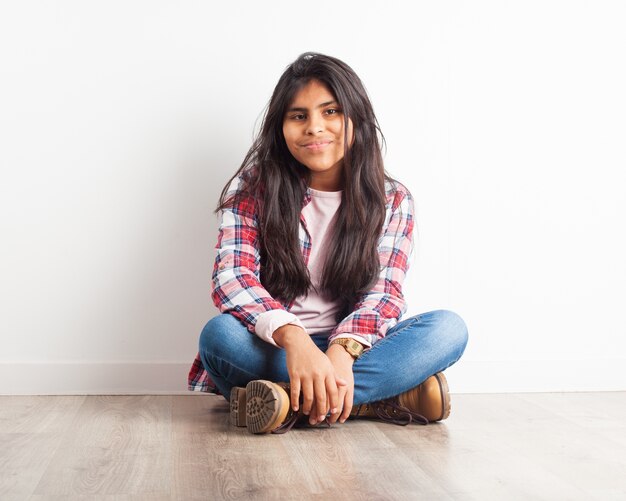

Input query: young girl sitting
[188,52,468,434]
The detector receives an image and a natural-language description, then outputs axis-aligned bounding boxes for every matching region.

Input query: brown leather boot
[351,372,451,425]
[229,380,304,434]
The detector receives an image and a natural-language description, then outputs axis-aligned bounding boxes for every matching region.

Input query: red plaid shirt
[188,173,415,393]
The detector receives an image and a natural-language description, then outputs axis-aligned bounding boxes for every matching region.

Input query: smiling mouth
[303,141,332,150]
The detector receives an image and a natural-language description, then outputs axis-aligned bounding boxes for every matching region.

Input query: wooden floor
[1,392,625,500]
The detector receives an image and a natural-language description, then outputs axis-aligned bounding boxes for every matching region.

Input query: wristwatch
[329,338,365,360]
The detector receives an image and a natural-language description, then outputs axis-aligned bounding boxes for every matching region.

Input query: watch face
[345,340,363,358]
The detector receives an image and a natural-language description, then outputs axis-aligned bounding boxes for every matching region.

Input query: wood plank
[0,393,624,499]
[32,395,172,497]
[171,394,300,500]
[514,392,626,496]
[0,396,85,500]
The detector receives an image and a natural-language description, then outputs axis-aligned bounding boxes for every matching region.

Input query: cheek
[282,129,299,157]
[282,126,293,148]
[284,123,299,140]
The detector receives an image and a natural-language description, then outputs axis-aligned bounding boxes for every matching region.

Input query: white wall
[1,1,625,394]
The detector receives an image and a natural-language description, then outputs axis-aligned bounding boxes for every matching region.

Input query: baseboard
[444,359,626,393]
[0,362,194,395]
[1,359,625,395]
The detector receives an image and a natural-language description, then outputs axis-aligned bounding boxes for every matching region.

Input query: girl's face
[282,79,354,191]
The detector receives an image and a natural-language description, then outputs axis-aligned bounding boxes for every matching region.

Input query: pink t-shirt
[290,188,343,334]
[255,188,358,346]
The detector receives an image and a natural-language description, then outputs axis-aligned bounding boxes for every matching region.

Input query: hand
[273,325,347,424]
[325,342,356,424]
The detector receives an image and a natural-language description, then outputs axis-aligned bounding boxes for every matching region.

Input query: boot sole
[434,372,451,421]
[229,387,247,427]
[245,380,290,434]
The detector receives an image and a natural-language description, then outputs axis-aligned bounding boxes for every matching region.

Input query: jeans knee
[432,309,469,353]
[199,314,239,356]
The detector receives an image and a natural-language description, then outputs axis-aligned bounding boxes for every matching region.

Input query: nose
[305,112,324,135]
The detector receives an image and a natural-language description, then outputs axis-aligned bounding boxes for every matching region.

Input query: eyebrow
[286,100,338,113]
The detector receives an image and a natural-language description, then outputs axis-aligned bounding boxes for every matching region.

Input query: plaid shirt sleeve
[328,182,414,347]
[210,175,288,330]
[188,174,289,392]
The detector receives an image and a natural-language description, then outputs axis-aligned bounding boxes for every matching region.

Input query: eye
[289,113,306,120]
[325,108,341,115]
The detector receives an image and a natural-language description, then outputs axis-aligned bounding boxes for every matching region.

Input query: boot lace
[271,410,332,434]
[356,400,429,426]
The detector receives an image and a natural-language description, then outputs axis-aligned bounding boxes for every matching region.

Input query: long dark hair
[217,52,393,309]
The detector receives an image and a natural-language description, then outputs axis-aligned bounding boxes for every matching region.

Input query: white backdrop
[1,1,625,394]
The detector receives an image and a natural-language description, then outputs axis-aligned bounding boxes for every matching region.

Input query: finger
[301,379,314,416]
[329,388,346,424]
[311,397,335,425]
[335,376,348,387]
[326,376,340,417]
[339,390,354,423]
[314,378,328,422]
[290,377,301,412]
[309,402,317,425]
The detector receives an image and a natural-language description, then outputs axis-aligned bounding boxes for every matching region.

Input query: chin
[307,161,335,172]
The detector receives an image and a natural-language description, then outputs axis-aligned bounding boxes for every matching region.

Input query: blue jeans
[198,310,468,404]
